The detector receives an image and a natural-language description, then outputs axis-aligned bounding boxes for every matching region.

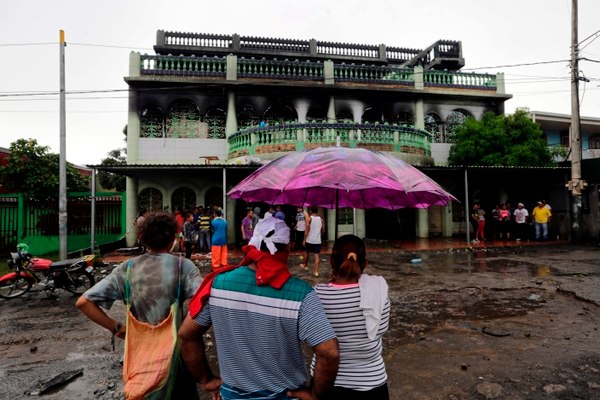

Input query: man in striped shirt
[180,217,339,399]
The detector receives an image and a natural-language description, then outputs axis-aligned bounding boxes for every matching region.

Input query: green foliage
[0,138,89,199]
[448,109,554,167]
[98,148,126,192]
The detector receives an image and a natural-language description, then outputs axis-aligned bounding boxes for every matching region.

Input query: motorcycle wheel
[64,271,95,295]
[0,276,33,299]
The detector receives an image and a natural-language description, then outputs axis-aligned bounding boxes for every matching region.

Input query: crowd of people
[77,207,391,399]
[470,200,554,243]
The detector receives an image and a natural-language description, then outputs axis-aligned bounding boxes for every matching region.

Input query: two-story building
[112,30,517,244]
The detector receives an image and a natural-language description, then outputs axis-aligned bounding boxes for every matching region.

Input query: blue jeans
[198,230,211,252]
[534,222,548,240]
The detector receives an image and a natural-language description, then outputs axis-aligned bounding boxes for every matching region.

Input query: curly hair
[136,212,178,251]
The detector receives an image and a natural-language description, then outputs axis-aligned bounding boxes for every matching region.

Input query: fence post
[17,193,24,242]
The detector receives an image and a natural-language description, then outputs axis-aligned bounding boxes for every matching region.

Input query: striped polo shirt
[194,266,336,398]
[311,283,390,391]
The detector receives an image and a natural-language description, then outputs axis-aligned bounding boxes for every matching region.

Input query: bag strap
[125,258,134,306]
[176,255,183,305]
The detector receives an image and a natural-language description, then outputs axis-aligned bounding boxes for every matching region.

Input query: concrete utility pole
[59,30,68,259]
[570,0,585,243]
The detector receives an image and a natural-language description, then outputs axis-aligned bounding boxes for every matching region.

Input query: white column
[125,177,138,246]
[225,91,237,137]
[416,208,429,238]
[442,203,454,237]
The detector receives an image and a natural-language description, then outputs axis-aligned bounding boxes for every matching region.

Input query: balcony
[227,122,432,160]
[137,54,498,92]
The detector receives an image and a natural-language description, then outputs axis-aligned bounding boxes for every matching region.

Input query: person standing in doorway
[211,209,228,270]
[241,208,254,246]
[197,207,212,253]
[303,207,325,277]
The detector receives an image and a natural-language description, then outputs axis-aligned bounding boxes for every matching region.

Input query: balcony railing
[424,70,496,90]
[227,122,432,159]
[140,54,226,77]
[137,54,497,91]
[237,57,323,81]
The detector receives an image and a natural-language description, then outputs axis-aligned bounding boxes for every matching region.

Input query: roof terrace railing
[156,30,463,69]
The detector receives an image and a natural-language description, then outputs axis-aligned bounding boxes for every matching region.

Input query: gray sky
[1,0,599,166]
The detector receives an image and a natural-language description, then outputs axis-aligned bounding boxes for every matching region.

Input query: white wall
[137,138,228,164]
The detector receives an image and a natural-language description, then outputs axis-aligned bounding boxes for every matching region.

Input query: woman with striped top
[311,234,390,399]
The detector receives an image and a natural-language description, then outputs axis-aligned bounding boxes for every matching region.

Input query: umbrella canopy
[228,147,457,209]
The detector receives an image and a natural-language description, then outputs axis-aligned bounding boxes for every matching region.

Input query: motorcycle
[0,243,96,299]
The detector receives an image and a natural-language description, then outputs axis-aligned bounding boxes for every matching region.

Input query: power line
[0,42,54,47]
[462,59,571,71]
[69,42,153,51]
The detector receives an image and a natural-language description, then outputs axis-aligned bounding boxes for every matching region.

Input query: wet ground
[1,243,600,399]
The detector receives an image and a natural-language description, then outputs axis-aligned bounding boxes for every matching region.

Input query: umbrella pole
[335,189,339,240]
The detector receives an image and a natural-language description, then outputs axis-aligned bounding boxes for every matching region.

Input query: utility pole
[569,0,585,243]
[59,30,67,259]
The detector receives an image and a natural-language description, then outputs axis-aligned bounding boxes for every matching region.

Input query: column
[416,208,429,239]
[225,91,237,138]
[295,100,309,150]
[127,52,141,163]
[327,209,336,241]
[442,202,454,238]
[125,177,138,246]
[355,209,366,238]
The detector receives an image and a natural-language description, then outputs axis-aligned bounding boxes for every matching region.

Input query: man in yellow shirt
[532,201,552,241]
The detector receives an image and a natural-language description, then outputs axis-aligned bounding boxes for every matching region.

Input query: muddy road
[1,244,600,399]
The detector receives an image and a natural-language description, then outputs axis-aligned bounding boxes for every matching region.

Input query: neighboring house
[528,111,600,240]
[529,111,600,161]
[104,30,544,244]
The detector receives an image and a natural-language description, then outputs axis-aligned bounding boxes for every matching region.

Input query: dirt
[1,244,600,399]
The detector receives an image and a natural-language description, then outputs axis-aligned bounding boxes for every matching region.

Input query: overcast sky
[1,0,599,166]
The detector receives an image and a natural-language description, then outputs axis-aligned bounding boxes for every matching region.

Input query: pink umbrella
[228,147,456,209]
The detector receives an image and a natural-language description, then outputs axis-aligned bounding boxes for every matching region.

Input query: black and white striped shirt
[312,282,390,391]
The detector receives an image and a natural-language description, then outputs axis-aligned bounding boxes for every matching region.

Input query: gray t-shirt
[84,253,201,325]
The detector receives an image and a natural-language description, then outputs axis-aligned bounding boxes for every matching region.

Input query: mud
[1,244,599,399]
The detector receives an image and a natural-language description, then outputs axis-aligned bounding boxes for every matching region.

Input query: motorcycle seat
[50,258,82,269]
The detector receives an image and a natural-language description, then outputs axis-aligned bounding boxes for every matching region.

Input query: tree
[0,138,89,198]
[448,109,554,167]
[98,148,126,192]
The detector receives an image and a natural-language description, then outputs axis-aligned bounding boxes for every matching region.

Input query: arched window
[138,187,163,212]
[204,187,223,209]
[140,106,164,138]
[362,106,384,123]
[336,110,353,123]
[205,106,226,139]
[171,187,196,212]
[395,111,414,126]
[445,109,471,142]
[238,105,260,129]
[589,134,600,149]
[425,112,444,142]
[166,99,201,138]
[263,102,297,125]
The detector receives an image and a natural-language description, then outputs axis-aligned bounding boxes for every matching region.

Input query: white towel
[359,274,389,340]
